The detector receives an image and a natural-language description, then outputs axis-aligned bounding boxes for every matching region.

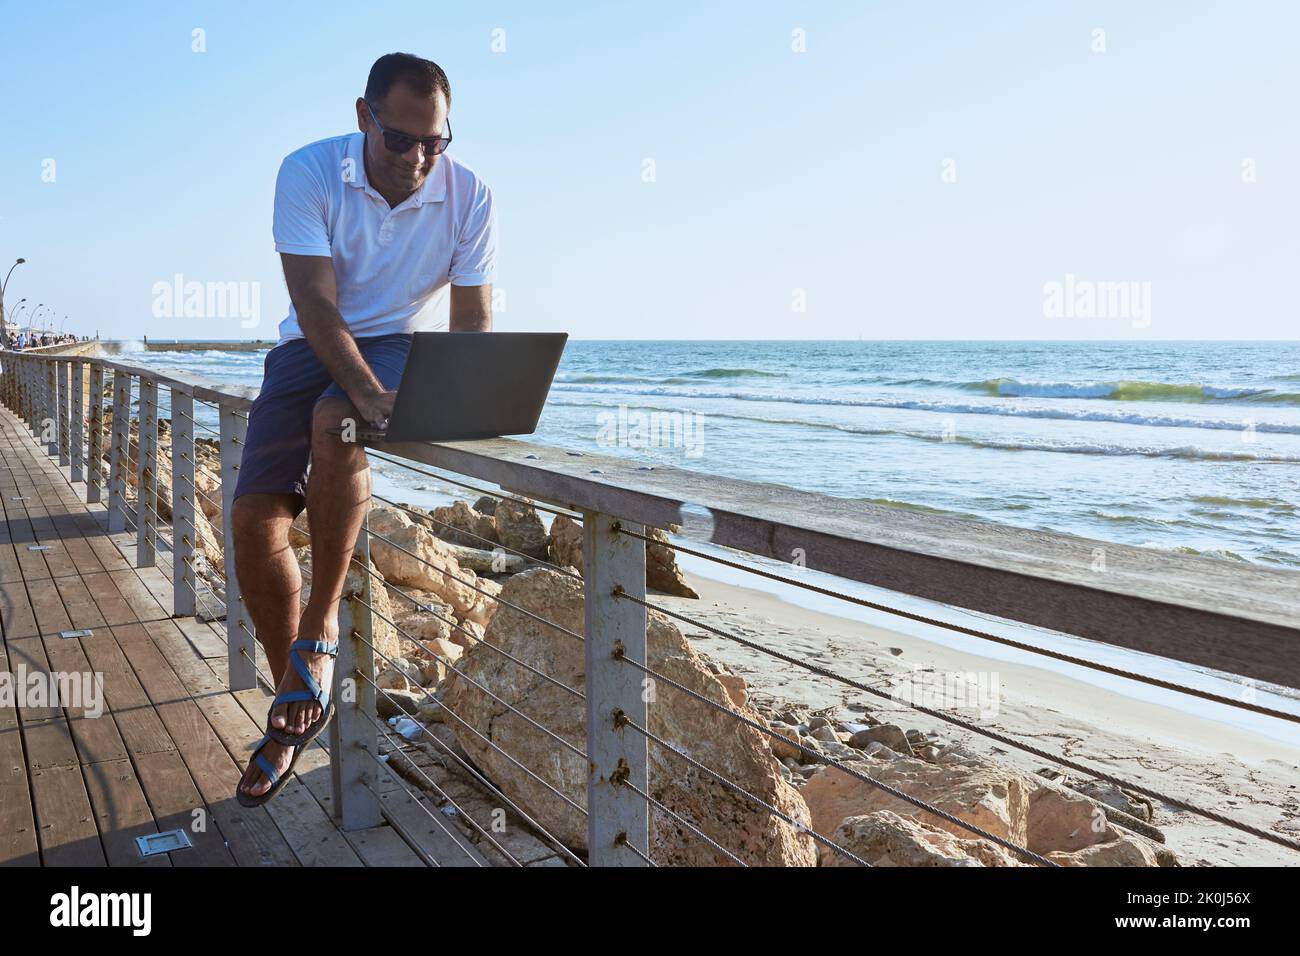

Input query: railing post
[86,365,105,503]
[44,360,57,456]
[171,388,196,617]
[56,360,70,467]
[19,358,30,426]
[107,370,131,533]
[70,360,84,484]
[29,357,41,435]
[218,402,256,690]
[582,512,649,866]
[136,378,158,567]
[330,514,382,829]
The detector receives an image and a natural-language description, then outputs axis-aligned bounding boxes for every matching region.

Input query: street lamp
[0,257,26,348]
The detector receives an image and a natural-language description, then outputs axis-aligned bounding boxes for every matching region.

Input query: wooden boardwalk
[0,404,458,867]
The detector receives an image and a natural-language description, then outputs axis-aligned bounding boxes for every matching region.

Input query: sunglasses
[364,101,452,156]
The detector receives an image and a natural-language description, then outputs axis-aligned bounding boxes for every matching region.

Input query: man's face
[356,83,449,194]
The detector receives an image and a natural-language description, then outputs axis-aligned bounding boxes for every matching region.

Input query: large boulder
[826,810,1027,867]
[1027,783,1109,855]
[549,513,583,570]
[494,499,549,560]
[367,519,493,622]
[803,746,1174,867]
[442,568,817,866]
[547,515,698,598]
[421,500,499,549]
[646,527,699,598]
[801,750,1032,859]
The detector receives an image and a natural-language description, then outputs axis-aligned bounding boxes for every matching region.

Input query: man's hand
[352,388,396,429]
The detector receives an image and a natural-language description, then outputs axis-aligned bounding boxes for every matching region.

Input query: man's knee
[311,397,364,461]
[232,494,296,551]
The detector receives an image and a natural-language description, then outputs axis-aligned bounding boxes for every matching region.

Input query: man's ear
[355,97,370,133]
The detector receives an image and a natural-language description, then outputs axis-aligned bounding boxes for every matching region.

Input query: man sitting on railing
[233,51,495,805]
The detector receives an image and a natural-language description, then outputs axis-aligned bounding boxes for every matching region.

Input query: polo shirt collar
[345,132,448,207]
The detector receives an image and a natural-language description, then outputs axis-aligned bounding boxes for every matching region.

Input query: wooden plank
[0,722,39,866]
[81,758,170,867]
[127,620,299,866]
[28,764,105,867]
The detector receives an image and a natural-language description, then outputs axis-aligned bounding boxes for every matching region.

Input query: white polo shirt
[272,131,497,343]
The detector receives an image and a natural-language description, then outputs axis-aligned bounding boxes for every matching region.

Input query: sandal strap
[290,639,338,656]
[287,640,337,707]
[250,735,283,787]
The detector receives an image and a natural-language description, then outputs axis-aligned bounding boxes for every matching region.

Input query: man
[235,52,495,804]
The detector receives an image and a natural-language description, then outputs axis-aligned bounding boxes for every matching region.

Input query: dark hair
[365,52,451,106]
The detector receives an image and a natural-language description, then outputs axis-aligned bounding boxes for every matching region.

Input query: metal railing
[2,345,1298,868]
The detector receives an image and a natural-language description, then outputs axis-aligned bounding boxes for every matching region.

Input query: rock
[548,514,583,571]
[1071,779,1155,822]
[288,511,310,548]
[716,673,748,709]
[368,504,413,538]
[377,689,423,719]
[827,810,1027,867]
[389,588,455,646]
[421,500,499,549]
[444,541,525,575]
[802,753,1031,859]
[451,619,485,651]
[493,498,549,560]
[849,724,914,756]
[812,724,839,743]
[376,667,409,691]
[768,723,804,762]
[367,522,490,621]
[442,568,817,866]
[645,527,698,598]
[808,716,833,731]
[546,515,697,597]
[473,495,498,516]
[1047,831,1165,867]
[1026,784,1110,855]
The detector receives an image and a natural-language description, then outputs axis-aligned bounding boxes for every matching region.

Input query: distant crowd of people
[3,330,89,350]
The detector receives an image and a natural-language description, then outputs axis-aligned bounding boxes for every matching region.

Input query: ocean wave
[556,367,783,386]
[548,399,1300,462]
[959,378,1299,404]
[550,384,1300,434]
[1191,495,1297,511]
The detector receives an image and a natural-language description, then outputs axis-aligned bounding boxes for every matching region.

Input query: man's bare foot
[269,616,338,738]
[238,737,295,799]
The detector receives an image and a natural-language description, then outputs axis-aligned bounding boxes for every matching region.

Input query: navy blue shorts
[233,333,412,504]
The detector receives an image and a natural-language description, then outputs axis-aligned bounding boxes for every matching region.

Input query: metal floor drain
[27,544,50,551]
[59,629,93,640]
[136,829,193,857]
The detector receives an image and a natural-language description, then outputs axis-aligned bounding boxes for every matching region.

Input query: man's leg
[268,395,370,737]
[232,493,308,799]
[231,493,302,683]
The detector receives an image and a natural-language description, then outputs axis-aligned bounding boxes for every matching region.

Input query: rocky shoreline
[111,419,1200,866]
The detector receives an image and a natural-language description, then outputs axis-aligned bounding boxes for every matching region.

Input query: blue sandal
[266,638,339,747]
[236,733,304,808]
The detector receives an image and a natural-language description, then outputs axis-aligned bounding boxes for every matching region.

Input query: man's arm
[280,252,394,425]
[450,283,492,332]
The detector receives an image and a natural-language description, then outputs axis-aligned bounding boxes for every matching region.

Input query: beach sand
[656,575,1300,867]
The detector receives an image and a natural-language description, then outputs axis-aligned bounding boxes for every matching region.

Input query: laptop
[352,331,568,442]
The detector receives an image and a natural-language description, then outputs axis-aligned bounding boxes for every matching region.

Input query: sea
[114,338,1300,731]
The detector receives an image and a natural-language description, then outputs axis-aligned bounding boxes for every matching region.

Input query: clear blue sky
[1,0,1296,340]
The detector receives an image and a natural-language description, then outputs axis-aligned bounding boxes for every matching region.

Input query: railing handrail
[5,348,1298,691]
